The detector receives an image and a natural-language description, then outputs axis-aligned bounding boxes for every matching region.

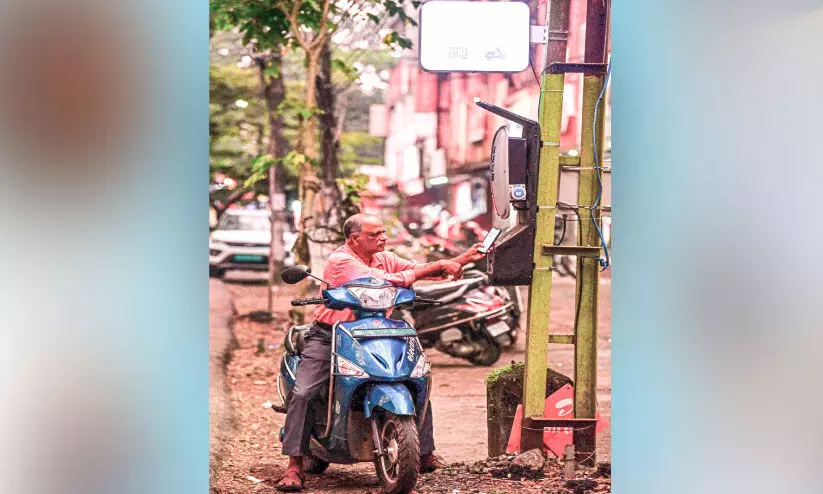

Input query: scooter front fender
[363,384,415,418]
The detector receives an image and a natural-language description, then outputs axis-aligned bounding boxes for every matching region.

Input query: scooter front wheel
[373,414,420,494]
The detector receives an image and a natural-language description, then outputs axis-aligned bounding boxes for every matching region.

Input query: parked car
[209,209,295,277]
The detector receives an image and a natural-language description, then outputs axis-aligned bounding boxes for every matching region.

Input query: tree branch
[287,1,312,53]
[308,0,334,51]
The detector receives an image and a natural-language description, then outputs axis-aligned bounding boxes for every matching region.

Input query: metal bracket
[521,416,598,465]
[530,25,549,44]
[548,62,608,75]
[548,334,575,345]
[542,245,602,258]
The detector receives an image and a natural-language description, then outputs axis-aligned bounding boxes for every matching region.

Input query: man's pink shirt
[313,244,420,325]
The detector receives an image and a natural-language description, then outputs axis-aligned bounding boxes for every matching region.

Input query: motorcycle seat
[414,276,484,304]
[284,324,312,355]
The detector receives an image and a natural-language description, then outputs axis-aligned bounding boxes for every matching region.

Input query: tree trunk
[297,54,320,159]
[335,93,348,141]
[317,40,339,186]
[258,53,288,313]
[294,52,322,269]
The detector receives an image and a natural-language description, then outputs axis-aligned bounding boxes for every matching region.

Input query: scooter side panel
[280,353,300,389]
[325,375,361,462]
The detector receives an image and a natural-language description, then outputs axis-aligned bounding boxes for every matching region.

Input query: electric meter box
[479,100,542,286]
[486,224,536,285]
[508,137,528,210]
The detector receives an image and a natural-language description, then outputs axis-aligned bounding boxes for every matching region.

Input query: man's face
[352,219,387,257]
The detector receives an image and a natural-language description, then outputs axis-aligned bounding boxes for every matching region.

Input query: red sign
[505,384,609,457]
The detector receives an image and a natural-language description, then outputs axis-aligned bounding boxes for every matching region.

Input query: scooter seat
[284,324,312,355]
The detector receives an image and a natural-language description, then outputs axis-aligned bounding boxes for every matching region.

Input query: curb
[209,279,240,488]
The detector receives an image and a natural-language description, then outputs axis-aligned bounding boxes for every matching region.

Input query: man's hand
[437,260,464,281]
[413,259,464,281]
[452,243,486,266]
[464,243,487,264]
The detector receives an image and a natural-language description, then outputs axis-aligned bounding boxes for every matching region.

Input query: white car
[209,209,295,278]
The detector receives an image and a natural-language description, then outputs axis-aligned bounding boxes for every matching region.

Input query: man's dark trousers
[281,323,435,456]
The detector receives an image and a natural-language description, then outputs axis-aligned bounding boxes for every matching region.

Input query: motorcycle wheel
[304,455,330,474]
[373,414,420,494]
[468,332,502,366]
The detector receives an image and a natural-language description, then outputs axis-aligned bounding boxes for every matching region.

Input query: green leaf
[264,65,281,78]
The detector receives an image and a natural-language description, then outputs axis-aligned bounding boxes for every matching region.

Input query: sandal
[275,469,305,492]
[420,453,446,473]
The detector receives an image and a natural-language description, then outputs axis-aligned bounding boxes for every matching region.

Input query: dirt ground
[210,271,611,493]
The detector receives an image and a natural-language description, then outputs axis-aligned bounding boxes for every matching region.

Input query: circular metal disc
[490,126,510,219]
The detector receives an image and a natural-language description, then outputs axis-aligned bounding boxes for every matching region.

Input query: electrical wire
[530,59,541,87]
[591,58,612,270]
[555,215,567,245]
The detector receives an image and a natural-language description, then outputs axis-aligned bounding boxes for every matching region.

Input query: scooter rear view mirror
[281,265,312,284]
[282,265,333,286]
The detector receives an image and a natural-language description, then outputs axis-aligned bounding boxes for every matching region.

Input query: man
[277,213,486,491]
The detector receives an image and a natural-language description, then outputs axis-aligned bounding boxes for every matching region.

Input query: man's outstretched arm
[333,256,463,287]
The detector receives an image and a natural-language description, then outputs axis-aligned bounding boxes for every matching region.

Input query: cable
[555,215,567,245]
[591,58,612,270]
[530,59,541,87]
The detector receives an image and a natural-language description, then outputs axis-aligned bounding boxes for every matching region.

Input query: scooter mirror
[281,265,311,284]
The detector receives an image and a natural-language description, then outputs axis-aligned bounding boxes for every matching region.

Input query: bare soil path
[210,271,611,493]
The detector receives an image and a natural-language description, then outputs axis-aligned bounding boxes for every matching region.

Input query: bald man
[277,214,485,491]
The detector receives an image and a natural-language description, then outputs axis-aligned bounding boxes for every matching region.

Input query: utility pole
[521,0,571,435]
[574,0,609,466]
[520,0,610,467]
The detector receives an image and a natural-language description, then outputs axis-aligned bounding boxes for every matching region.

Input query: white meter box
[419,1,531,73]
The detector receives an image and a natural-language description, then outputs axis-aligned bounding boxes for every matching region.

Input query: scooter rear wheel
[468,332,502,366]
[374,414,420,494]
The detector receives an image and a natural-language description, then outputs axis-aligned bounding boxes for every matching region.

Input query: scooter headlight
[336,355,369,378]
[347,286,397,310]
[409,355,431,378]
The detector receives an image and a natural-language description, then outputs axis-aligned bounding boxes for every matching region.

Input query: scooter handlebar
[291,297,327,306]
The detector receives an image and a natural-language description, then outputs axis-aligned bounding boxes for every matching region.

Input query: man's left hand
[460,243,486,265]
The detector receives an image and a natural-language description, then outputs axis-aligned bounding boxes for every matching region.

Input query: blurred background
[208,0,611,280]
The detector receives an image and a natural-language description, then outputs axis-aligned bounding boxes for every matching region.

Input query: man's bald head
[344,214,387,258]
[343,213,382,238]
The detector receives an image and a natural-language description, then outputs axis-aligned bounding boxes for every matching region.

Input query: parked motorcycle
[392,268,519,366]
[274,265,433,494]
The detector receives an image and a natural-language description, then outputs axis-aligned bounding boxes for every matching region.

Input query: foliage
[339,132,383,174]
[210,0,423,254]
[485,362,524,385]
[210,0,290,50]
[209,63,262,174]
[336,173,369,228]
[209,61,270,213]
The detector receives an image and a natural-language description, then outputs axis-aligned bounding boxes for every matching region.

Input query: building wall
[373,0,610,228]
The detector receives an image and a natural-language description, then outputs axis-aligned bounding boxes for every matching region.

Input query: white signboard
[419,1,531,73]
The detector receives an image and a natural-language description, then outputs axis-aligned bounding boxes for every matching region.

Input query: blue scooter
[273,265,433,494]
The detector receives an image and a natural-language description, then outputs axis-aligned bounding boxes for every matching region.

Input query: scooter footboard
[363,384,416,418]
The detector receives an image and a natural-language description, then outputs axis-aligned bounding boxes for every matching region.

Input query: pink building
[371,0,608,230]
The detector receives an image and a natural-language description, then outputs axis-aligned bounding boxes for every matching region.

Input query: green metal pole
[521,0,570,450]
[573,0,609,466]
[574,74,605,465]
